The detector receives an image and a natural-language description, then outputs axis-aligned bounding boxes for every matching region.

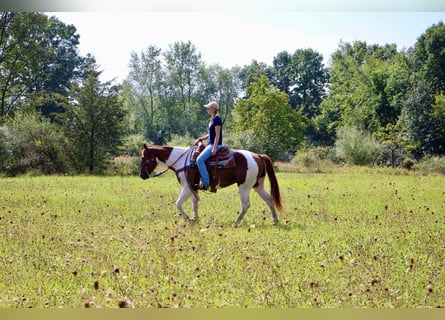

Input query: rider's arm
[212,126,221,155]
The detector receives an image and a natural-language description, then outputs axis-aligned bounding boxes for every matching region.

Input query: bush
[0,127,8,173]
[106,156,140,176]
[413,156,445,174]
[168,134,194,147]
[292,146,337,173]
[121,134,147,156]
[2,112,71,175]
[226,130,296,161]
[335,126,381,166]
[225,130,263,151]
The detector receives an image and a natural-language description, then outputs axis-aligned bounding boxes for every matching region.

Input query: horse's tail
[259,154,283,212]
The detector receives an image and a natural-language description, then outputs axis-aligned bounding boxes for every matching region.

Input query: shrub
[106,156,140,176]
[0,127,8,173]
[168,134,194,147]
[225,130,263,152]
[413,156,445,174]
[292,146,337,173]
[2,112,70,175]
[121,134,147,156]
[335,126,381,166]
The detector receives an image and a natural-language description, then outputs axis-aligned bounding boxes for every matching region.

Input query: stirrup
[194,181,208,191]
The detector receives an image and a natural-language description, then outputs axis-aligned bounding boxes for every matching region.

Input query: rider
[195,101,223,191]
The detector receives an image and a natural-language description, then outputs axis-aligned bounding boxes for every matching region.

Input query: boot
[194,180,208,191]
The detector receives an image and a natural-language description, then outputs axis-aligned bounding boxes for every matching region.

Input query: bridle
[141,147,191,178]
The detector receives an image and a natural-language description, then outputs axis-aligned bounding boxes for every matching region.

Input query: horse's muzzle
[140,173,149,180]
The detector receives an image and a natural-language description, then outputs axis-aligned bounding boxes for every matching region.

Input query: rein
[150,147,191,178]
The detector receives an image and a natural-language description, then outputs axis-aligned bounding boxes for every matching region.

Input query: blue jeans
[196,144,222,186]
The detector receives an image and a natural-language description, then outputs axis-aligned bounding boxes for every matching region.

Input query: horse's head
[140,144,158,180]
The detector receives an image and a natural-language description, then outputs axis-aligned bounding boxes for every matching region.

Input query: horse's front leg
[191,192,199,221]
[176,187,192,221]
[233,187,251,227]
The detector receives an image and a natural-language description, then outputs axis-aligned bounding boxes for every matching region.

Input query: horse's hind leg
[233,187,251,227]
[254,178,279,224]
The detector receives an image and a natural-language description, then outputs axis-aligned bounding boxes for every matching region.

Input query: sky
[48,11,445,83]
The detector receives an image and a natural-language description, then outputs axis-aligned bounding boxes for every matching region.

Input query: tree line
[0,12,444,175]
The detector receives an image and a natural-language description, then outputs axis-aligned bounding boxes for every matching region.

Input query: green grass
[0,170,444,308]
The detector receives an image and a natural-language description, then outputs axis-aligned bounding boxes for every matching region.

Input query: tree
[414,21,445,93]
[164,41,203,136]
[239,60,268,93]
[233,75,305,161]
[164,41,202,109]
[214,66,241,127]
[315,41,406,144]
[374,120,415,167]
[268,49,328,144]
[125,45,168,143]
[402,80,439,158]
[402,21,445,157]
[431,93,445,153]
[62,58,126,173]
[289,49,328,117]
[0,12,82,122]
[127,46,162,126]
[269,51,293,95]
[194,64,241,129]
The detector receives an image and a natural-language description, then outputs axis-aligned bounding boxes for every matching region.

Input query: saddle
[191,144,236,168]
[188,143,236,193]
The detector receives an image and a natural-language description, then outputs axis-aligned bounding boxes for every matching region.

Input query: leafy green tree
[315,41,406,144]
[414,21,445,93]
[431,93,445,151]
[402,80,439,158]
[127,46,162,127]
[194,64,241,129]
[164,41,203,136]
[239,60,268,93]
[402,21,445,157]
[269,49,329,114]
[164,41,201,109]
[124,45,170,143]
[215,67,241,127]
[269,51,293,95]
[0,12,82,122]
[289,49,328,117]
[374,120,415,167]
[124,42,242,143]
[233,75,305,161]
[62,59,126,173]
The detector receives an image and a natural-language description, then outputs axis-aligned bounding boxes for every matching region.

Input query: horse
[140,143,283,226]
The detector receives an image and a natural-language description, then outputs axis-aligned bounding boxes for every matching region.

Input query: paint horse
[140,144,283,226]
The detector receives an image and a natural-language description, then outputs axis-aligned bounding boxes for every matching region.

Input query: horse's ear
[143,143,149,150]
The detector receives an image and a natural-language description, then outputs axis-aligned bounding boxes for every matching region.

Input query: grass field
[0,169,444,308]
